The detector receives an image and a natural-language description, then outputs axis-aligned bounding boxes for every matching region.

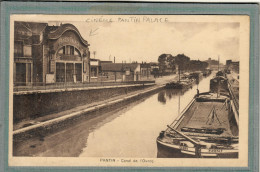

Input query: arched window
[75,48,81,56]
[57,46,65,55]
[57,45,81,57]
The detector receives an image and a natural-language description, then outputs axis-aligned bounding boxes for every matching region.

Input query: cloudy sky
[58,16,241,64]
[46,15,241,64]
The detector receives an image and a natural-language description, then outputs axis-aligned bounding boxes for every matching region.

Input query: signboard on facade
[58,37,80,46]
[46,74,55,83]
[125,69,130,75]
[90,61,99,66]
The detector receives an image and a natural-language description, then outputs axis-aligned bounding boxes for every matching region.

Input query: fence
[13,80,156,92]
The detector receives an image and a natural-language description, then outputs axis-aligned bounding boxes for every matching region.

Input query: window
[70,46,74,55]
[57,46,81,56]
[58,46,65,54]
[23,46,32,57]
[14,41,23,57]
[65,45,74,55]
[65,45,70,55]
[75,48,81,56]
[91,67,97,77]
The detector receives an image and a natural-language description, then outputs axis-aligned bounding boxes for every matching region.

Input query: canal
[79,74,212,158]
[13,74,213,157]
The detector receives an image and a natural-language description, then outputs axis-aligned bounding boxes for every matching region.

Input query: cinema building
[14,22,90,86]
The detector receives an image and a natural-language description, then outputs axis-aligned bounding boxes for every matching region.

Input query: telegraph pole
[218,55,220,71]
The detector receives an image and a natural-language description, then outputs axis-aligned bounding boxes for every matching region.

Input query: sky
[48,15,241,64]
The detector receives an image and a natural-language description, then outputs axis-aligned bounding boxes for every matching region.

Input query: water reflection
[158,88,189,104]
[157,92,166,104]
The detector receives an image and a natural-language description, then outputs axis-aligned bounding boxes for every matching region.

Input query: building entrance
[75,63,82,82]
[16,63,26,85]
[56,63,65,82]
[66,63,74,82]
[56,62,82,83]
[15,63,32,86]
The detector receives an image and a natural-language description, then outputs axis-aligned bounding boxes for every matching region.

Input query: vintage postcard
[8,14,249,167]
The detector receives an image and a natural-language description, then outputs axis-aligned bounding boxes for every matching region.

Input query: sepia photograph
[8,14,249,167]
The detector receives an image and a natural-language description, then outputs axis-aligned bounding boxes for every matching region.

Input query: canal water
[15,74,214,157]
[77,74,213,158]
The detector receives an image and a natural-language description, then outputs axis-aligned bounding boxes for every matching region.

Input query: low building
[14,22,91,86]
[150,62,160,76]
[90,58,100,81]
[226,60,239,73]
[150,62,159,70]
[101,63,141,82]
[140,63,151,80]
[205,58,225,71]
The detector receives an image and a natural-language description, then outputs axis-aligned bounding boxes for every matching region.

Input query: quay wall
[13,85,164,141]
[13,85,152,123]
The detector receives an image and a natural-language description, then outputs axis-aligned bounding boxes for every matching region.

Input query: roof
[47,23,89,46]
[14,22,47,44]
[101,63,140,72]
[90,58,100,62]
[150,62,159,66]
[100,61,113,64]
[140,63,151,68]
[15,22,47,35]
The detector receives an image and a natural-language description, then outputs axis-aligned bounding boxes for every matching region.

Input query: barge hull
[157,139,238,158]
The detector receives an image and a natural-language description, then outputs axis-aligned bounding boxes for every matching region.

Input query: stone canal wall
[13,84,153,123]
[13,84,164,141]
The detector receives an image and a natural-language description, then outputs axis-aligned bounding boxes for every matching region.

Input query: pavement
[13,74,178,134]
[14,82,155,95]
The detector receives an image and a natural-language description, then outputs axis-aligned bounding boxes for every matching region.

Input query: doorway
[16,63,26,85]
[56,62,82,83]
[56,63,65,82]
[75,63,82,82]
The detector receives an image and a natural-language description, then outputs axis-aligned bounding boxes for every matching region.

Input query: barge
[165,80,194,89]
[157,76,239,158]
[165,73,196,89]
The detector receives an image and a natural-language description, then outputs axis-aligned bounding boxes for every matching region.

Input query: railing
[227,81,239,114]
[13,80,156,92]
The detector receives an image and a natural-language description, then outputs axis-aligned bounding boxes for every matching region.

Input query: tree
[158,54,167,74]
[175,54,190,72]
[201,61,209,70]
[188,60,209,71]
[166,55,176,72]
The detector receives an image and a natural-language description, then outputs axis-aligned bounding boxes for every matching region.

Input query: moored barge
[157,75,239,158]
[165,80,193,89]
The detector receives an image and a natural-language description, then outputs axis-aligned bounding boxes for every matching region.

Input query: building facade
[14,22,91,86]
[140,63,151,80]
[226,60,239,73]
[101,63,141,82]
[90,58,100,81]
